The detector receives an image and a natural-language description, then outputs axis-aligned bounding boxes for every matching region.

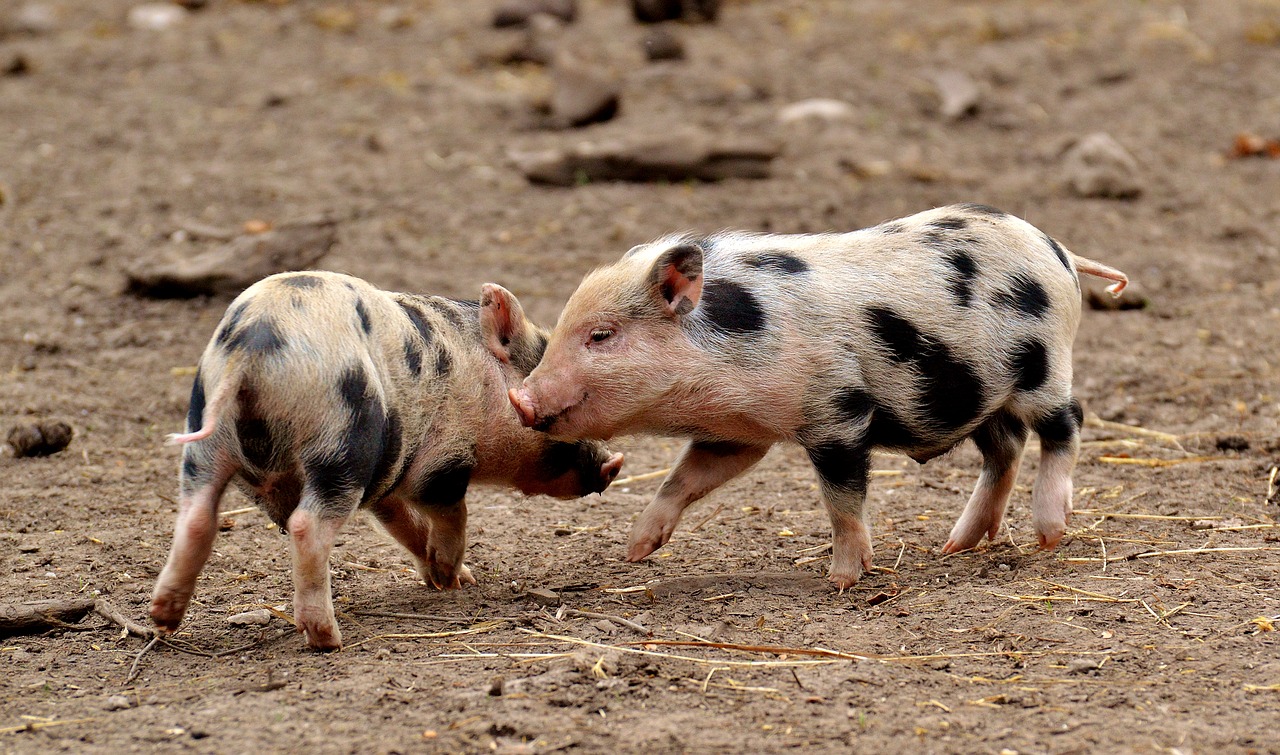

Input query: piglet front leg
[627,440,770,562]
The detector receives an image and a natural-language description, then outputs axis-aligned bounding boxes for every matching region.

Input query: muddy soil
[2,0,1279,752]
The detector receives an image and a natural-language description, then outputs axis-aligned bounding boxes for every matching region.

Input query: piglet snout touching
[598,452,625,493]
[509,387,538,428]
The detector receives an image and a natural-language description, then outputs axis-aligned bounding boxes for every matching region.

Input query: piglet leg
[1031,400,1083,550]
[627,441,769,562]
[150,453,236,632]
[805,442,873,589]
[418,500,476,590]
[287,505,352,651]
[944,412,1028,553]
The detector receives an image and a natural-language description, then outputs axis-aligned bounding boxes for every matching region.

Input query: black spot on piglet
[748,253,809,275]
[866,307,924,363]
[225,318,286,355]
[279,275,323,289]
[993,273,1051,319]
[185,368,206,433]
[697,280,767,335]
[943,251,979,307]
[413,457,474,506]
[355,298,372,335]
[1011,340,1049,393]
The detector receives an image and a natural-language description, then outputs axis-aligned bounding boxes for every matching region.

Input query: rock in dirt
[7,421,73,458]
[511,129,777,185]
[631,0,719,24]
[525,587,560,606]
[125,216,338,298]
[641,26,685,61]
[104,695,132,711]
[549,56,620,128]
[925,70,982,121]
[1085,282,1147,311]
[9,4,58,36]
[777,98,856,126]
[3,54,32,77]
[1066,658,1102,675]
[497,13,564,66]
[493,0,576,28]
[126,3,189,31]
[1061,132,1143,199]
[227,609,272,626]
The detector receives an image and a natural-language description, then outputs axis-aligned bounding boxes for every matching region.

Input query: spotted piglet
[508,204,1128,588]
[150,272,623,649]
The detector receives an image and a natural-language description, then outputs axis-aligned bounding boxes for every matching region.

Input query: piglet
[150,272,623,649]
[509,204,1128,588]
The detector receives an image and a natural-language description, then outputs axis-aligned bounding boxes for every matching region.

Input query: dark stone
[550,58,620,128]
[642,26,685,61]
[6,421,74,458]
[512,131,777,185]
[632,0,719,23]
[493,0,577,28]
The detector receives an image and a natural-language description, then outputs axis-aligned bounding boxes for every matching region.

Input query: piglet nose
[597,452,624,493]
[508,388,537,428]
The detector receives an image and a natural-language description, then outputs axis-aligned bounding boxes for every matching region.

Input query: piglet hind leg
[804,441,873,589]
[150,451,237,633]
[416,499,475,590]
[626,441,769,563]
[943,412,1028,554]
[1030,400,1083,550]
[287,500,356,651]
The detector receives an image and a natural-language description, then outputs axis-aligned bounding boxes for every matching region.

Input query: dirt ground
[3,0,1280,752]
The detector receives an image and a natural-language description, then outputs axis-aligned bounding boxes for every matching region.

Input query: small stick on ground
[125,636,159,685]
[350,611,486,624]
[562,609,651,636]
[613,468,671,486]
[93,600,156,639]
[688,503,725,533]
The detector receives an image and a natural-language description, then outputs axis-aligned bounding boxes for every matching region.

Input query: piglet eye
[589,328,614,343]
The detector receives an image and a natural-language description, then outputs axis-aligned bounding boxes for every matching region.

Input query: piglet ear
[480,283,529,364]
[650,243,704,317]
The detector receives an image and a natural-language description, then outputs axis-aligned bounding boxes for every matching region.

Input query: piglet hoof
[424,561,475,590]
[148,592,189,633]
[827,551,873,590]
[1036,528,1066,551]
[295,610,342,651]
[625,530,672,563]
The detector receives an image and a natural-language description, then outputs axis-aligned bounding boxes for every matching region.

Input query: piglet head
[480,282,624,497]
[510,238,705,440]
[518,439,624,499]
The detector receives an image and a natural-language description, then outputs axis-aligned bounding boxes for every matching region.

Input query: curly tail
[1071,253,1129,296]
[166,359,244,445]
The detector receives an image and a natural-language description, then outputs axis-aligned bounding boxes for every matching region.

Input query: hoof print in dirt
[493,0,576,28]
[547,56,620,128]
[7,420,73,458]
[1061,132,1144,199]
[631,0,719,24]
[511,130,777,185]
[124,216,338,299]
